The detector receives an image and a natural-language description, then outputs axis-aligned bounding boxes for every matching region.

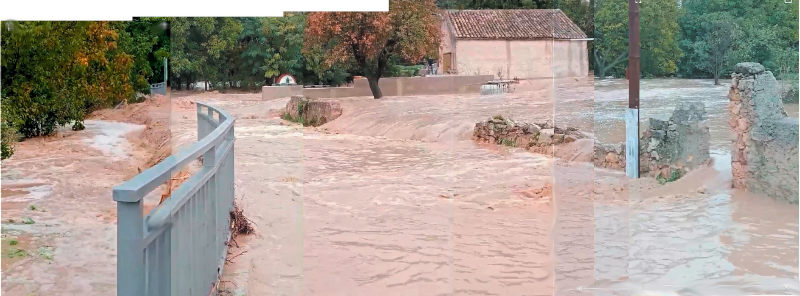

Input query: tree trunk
[367,76,383,99]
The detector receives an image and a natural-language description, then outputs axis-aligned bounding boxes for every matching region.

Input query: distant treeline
[594,0,798,82]
[170,16,438,90]
[1,19,169,159]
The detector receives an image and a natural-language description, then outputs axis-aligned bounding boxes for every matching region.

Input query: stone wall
[594,102,711,181]
[283,96,342,127]
[473,116,584,154]
[729,62,799,202]
[262,75,494,100]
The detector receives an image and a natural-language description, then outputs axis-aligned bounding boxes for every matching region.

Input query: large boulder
[284,96,342,126]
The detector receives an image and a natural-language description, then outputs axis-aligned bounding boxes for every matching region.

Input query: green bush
[387,64,423,77]
[1,121,19,160]
[2,21,137,139]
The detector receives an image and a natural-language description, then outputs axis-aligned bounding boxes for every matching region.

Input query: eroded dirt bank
[1,95,170,295]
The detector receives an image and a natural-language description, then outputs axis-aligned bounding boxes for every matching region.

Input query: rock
[538,129,554,145]
[734,62,765,75]
[649,118,668,131]
[553,133,564,144]
[605,152,619,164]
[284,96,342,126]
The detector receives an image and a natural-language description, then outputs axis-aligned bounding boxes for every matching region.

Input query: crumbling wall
[594,102,711,182]
[473,116,584,154]
[729,62,799,202]
[643,102,711,179]
[283,95,342,127]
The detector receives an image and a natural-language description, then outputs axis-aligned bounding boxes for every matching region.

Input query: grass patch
[37,246,54,261]
[657,169,684,184]
[21,217,35,224]
[500,138,516,147]
[6,248,26,258]
[28,205,37,211]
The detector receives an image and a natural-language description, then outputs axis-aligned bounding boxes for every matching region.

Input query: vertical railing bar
[117,199,145,296]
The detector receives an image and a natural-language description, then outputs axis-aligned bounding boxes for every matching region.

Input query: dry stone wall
[729,62,799,203]
[594,102,711,181]
[473,116,584,154]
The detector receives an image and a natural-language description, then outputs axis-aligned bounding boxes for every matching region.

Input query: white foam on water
[1,178,53,202]
[82,120,145,158]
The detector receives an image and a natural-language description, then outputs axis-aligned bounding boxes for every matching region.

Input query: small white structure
[276,74,297,85]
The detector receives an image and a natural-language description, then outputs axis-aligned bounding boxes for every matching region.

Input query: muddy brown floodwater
[183,81,570,295]
[591,79,799,296]
[1,95,171,295]
[2,78,796,296]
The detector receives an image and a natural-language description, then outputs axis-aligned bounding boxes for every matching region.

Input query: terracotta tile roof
[444,9,587,40]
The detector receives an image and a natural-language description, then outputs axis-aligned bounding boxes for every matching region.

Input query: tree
[2,21,134,138]
[170,18,242,90]
[304,0,441,99]
[593,0,682,78]
[593,0,628,78]
[678,0,798,80]
[639,0,682,77]
[698,18,736,85]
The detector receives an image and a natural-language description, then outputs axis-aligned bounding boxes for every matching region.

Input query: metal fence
[151,82,167,95]
[113,102,235,296]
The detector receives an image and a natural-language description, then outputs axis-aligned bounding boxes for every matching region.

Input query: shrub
[2,21,135,139]
[1,121,19,160]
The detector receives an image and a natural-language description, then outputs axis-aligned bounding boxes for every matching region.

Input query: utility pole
[626,0,640,178]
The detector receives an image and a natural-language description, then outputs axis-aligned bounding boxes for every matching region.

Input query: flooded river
[591,79,799,295]
[2,79,795,295]
[208,78,799,295]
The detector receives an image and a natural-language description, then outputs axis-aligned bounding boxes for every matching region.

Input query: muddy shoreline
[1,95,170,295]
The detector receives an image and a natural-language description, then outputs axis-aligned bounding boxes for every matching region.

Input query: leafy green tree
[2,21,134,139]
[258,15,305,85]
[593,0,682,78]
[170,18,242,90]
[114,18,170,96]
[593,0,628,77]
[640,0,682,77]
[678,0,798,80]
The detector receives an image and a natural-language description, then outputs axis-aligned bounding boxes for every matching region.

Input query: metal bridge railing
[150,82,167,95]
[113,102,235,296]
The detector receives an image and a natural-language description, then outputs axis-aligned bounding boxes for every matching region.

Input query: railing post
[197,104,206,141]
[117,199,145,296]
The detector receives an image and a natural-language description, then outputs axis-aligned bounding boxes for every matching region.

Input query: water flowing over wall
[262,75,493,100]
[728,62,799,203]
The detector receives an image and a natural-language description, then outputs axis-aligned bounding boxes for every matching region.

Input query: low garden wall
[262,75,494,100]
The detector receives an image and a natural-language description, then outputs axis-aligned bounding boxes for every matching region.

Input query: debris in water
[230,203,254,236]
